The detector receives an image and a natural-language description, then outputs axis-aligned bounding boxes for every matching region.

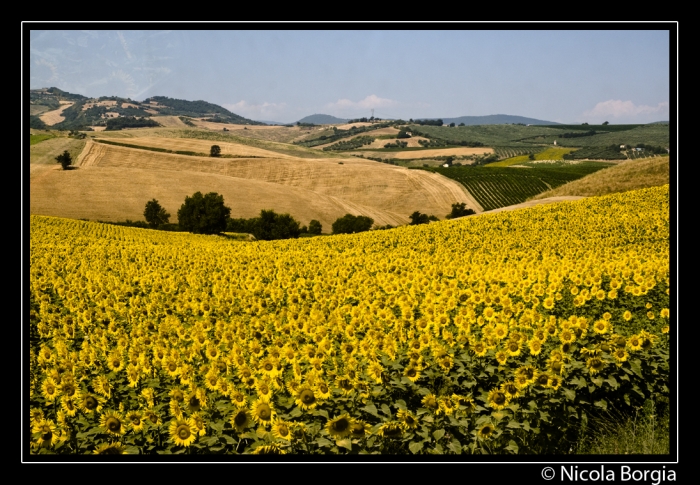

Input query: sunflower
[501,381,521,400]
[314,379,332,399]
[41,378,60,401]
[190,412,207,436]
[93,442,128,455]
[295,386,318,410]
[271,419,293,440]
[438,396,457,416]
[230,408,252,433]
[661,325,669,334]
[623,310,633,321]
[169,399,184,419]
[99,410,126,436]
[143,409,161,427]
[60,396,78,417]
[487,389,510,410]
[252,443,286,454]
[349,419,371,438]
[403,365,421,382]
[437,355,454,373]
[505,339,521,357]
[29,408,44,427]
[472,340,488,357]
[477,422,496,440]
[627,335,643,352]
[421,393,439,411]
[547,375,562,390]
[535,371,550,387]
[559,329,576,344]
[169,418,197,447]
[251,398,275,426]
[586,357,605,375]
[397,409,419,430]
[378,422,404,439]
[230,389,248,408]
[660,308,669,319]
[125,411,145,432]
[334,377,354,396]
[79,392,103,414]
[32,419,59,449]
[326,414,353,438]
[367,361,384,384]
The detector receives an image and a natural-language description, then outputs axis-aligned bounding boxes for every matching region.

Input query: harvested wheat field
[97,137,299,159]
[336,122,373,129]
[29,166,414,229]
[31,137,476,229]
[150,116,187,128]
[353,146,495,159]
[39,102,74,126]
[530,157,670,200]
[192,120,283,132]
[29,137,86,165]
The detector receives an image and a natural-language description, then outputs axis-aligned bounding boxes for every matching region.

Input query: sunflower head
[349,419,371,438]
[100,411,126,436]
[586,357,605,375]
[421,393,439,410]
[295,386,317,410]
[272,419,292,440]
[487,389,509,410]
[326,415,353,438]
[378,422,403,439]
[251,399,275,426]
[477,422,496,440]
[252,443,286,455]
[93,442,128,455]
[230,408,252,433]
[170,418,197,447]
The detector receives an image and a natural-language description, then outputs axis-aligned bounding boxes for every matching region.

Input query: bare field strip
[336,122,373,130]
[29,137,86,165]
[112,137,299,159]
[68,142,475,219]
[364,136,429,149]
[89,126,107,131]
[151,116,187,128]
[530,157,670,200]
[29,166,412,229]
[192,120,283,132]
[39,102,74,126]
[352,147,495,159]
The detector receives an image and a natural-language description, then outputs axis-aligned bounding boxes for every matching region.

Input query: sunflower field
[28,185,671,455]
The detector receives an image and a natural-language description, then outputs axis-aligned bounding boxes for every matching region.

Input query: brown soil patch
[336,122,373,130]
[121,103,140,109]
[39,102,74,126]
[89,126,107,132]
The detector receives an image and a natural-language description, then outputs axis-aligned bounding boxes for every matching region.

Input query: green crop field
[418,163,613,211]
[529,125,670,148]
[30,134,55,146]
[488,148,578,167]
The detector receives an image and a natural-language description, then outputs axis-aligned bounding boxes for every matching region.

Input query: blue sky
[28,28,672,124]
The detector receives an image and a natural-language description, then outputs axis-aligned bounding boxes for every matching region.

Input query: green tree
[308,219,322,235]
[332,214,374,234]
[250,210,301,241]
[210,145,221,157]
[529,153,536,161]
[445,202,475,219]
[409,211,431,225]
[602,121,609,125]
[143,199,170,229]
[55,150,72,170]
[177,192,231,234]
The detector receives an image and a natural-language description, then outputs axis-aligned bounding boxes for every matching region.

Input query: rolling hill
[296,114,349,125]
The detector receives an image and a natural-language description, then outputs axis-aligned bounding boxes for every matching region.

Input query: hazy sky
[28,28,673,124]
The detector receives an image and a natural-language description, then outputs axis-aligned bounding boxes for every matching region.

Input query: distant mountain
[255,120,288,126]
[29,88,263,130]
[439,114,562,126]
[297,114,349,125]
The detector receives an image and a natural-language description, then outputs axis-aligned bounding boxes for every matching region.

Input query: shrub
[177,192,231,234]
[210,145,221,157]
[308,220,322,235]
[332,214,374,234]
[55,150,72,170]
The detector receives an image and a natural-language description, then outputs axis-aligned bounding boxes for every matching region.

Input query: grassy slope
[529,157,670,199]
[29,136,86,165]
[487,147,577,167]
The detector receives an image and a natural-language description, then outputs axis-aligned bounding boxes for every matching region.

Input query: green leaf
[433,429,445,441]
[605,376,618,388]
[125,446,140,455]
[594,399,608,411]
[381,404,391,416]
[210,421,224,433]
[315,409,329,419]
[506,421,521,429]
[316,437,333,447]
[409,441,424,454]
[591,377,603,387]
[447,440,463,454]
[630,359,643,377]
[562,387,576,401]
[204,436,219,446]
[362,404,379,417]
[336,438,352,451]
[222,434,237,445]
[505,440,519,454]
[289,407,302,418]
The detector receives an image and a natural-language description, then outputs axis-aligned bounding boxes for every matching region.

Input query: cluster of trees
[396,130,411,139]
[383,140,408,149]
[105,116,161,131]
[445,202,475,219]
[560,130,598,138]
[409,211,439,225]
[412,119,443,126]
[322,136,375,151]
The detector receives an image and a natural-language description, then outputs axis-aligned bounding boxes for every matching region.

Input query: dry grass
[150,116,187,128]
[32,138,473,227]
[364,136,429,149]
[89,126,107,132]
[352,147,494,160]
[29,137,86,165]
[336,122,373,130]
[529,157,670,200]
[98,136,299,159]
[39,102,74,126]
